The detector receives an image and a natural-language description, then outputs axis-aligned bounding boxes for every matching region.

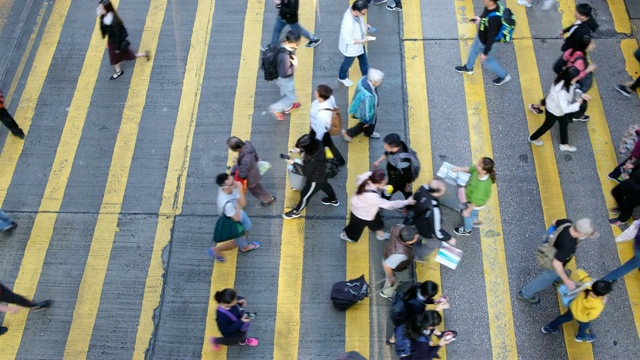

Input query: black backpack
[260,45,287,81]
[331,275,369,311]
[325,159,341,179]
[390,292,407,326]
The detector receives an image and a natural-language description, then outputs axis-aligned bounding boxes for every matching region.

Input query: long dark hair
[480,157,496,183]
[214,288,237,304]
[356,169,386,194]
[99,0,123,25]
[554,67,579,93]
[403,281,439,302]
[406,311,442,339]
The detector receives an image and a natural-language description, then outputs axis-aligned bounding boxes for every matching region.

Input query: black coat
[561,17,599,52]
[100,15,129,51]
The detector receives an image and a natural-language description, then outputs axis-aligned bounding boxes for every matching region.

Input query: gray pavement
[1,0,640,359]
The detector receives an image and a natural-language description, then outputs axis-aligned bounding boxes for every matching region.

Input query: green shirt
[465,165,492,207]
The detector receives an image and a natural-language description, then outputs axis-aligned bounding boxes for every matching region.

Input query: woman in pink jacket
[341,169,415,243]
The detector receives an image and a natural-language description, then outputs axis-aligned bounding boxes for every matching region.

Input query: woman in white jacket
[527,68,591,152]
[337,1,372,87]
[341,169,415,243]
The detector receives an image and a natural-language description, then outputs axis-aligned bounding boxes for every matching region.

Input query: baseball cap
[575,218,599,239]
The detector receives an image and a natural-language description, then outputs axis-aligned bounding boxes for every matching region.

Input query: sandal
[207,248,225,262]
[240,241,261,253]
[239,337,259,346]
[110,69,124,80]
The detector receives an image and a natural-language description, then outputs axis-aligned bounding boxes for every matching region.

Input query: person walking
[0,281,52,336]
[527,68,591,152]
[541,273,612,343]
[615,47,640,97]
[452,157,496,236]
[454,0,512,86]
[270,0,321,48]
[602,221,640,281]
[97,0,149,80]
[380,224,420,300]
[561,3,598,53]
[283,134,339,219]
[341,69,384,141]
[227,137,276,206]
[0,90,25,139]
[309,84,345,166]
[608,159,640,226]
[517,218,598,304]
[338,1,372,87]
[608,128,640,182]
[0,209,18,232]
[372,133,419,200]
[269,30,301,121]
[208,173,261,262]
[208,288,258,350]
[341,169,415,243]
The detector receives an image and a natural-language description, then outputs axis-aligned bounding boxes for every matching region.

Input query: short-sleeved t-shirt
[217,188,239,217]
[553,219,577,266]
[383,254,409,270]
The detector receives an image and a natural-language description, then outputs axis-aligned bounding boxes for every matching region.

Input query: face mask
[96,7,101,17]
[102,12,113,25]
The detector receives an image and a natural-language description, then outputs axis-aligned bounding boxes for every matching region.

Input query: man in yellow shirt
[540,272,612,343]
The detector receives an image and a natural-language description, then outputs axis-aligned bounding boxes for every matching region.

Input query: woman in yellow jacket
[540,272,612,343]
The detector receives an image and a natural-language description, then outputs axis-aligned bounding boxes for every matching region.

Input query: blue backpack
[486,3,516,43]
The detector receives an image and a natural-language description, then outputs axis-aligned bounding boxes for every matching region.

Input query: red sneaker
[209,337,221,351]
[271,110,286,121]
[239,338,259,346]
[284,102,301,114]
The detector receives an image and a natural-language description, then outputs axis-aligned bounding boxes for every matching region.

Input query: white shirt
[310,96,337,140]
[339,9,366,57]
[545,81,582,117]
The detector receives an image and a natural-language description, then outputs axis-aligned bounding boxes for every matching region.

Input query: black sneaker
[32,300,52,310]
[455,65,473,74]
[493,74,512,86]
[615,84,632,97]
[321,197,339,206]
[282,210,301,219]
[385,339,396,347]
[541,326,559,334]
[516,290,540,304]
[453,227,471,236]
[386,4,402,11]
[572,115,590,122]
[306,38,322,48]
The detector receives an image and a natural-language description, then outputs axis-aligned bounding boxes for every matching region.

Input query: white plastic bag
[616,220,640,242]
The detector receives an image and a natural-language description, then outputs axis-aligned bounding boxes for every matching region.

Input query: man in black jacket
[270,0,321,48]
[455,0,511,86]
[561,3,599,52]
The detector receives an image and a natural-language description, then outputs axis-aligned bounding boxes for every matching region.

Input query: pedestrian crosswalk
[0,0,639,359]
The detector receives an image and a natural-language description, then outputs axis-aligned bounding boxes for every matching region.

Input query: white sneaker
[517,0,532,7]
[528,137,543,146]
[340,231,356,243]
[338,78,353,87]
[559,144,577,152]
[541,0,555,10]
[376,232,390,241]
[369,132,381,139]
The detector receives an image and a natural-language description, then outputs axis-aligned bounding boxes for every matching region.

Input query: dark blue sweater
[216,300,249,337]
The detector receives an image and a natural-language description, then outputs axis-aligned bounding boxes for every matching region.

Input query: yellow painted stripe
[455,2,517,359]
[402,1,445,359]
[4,1,48,109]
[0,0,15,33]
[200,0,264,358]
[132,0,216,358]
[0,0,73,356]
[0,0,71,207]
[62,1,167,358]
[272,2,316,359]
[509,1,593,358]
[344,10,369,358]
[608,0,632,35]
[621,39,640,97]
[581,41,640,339]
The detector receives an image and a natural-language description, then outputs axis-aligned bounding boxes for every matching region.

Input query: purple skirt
[108,43,136,65]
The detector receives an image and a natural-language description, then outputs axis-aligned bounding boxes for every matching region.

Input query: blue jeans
[270,16,316,46]
[521,268,561,299]
[464,36,507,78]
[463,209,479,231]
[0,209,15,231]
[546,309,590,337]
[234,210,252,248]
[269,76,297,113]
[603,245,640,281]
[338,52,369,81]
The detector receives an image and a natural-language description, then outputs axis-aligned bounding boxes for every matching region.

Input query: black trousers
[0,108,24,136]
[612,182,640,222]
[529,110,570,145]
[213,331,247,346]
[342,212,384,242]
[346,115,376,138]
[293,180,337,212]
[608,157,630,182]
[0,283,35,308]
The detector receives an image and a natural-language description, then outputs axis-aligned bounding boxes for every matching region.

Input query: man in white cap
[517,218,598,304]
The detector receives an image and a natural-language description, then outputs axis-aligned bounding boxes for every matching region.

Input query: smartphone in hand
[280,153,291,160]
